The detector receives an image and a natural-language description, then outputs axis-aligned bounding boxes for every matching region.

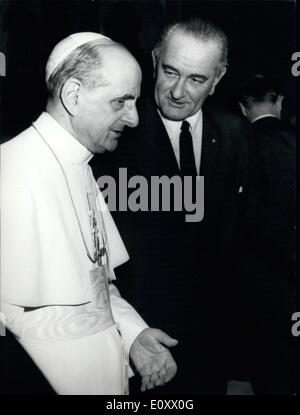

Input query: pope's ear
[60,78,82,116]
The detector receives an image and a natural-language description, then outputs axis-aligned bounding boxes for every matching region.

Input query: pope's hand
[130,328,178,391]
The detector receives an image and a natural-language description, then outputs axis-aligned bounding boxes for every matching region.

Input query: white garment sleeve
[109,283,148,356]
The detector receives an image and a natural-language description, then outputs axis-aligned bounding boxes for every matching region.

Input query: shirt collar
[252,114,279,123]
[158,109,203,142]
[185,109,203,132]
[33,112,93,165]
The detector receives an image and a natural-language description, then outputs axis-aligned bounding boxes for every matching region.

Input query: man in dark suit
[91,18,251,394]
[237,75,296,394]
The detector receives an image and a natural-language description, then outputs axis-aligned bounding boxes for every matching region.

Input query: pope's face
[154,32,226,121]
[75,47,141,153]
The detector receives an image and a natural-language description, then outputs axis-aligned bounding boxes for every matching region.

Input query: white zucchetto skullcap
[45,32,111,82]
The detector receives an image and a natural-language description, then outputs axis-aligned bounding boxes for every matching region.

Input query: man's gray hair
[153,17,228,71]
[47,40,117,99]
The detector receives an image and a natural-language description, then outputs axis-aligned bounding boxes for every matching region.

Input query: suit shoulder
[206,107,250,129]
[253,118,296,141]
[277,120,296,140]
[204,107,253,147]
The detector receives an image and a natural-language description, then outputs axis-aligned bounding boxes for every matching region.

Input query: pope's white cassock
[0,112,148,395]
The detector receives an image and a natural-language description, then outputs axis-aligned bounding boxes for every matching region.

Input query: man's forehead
[164,32,220,57]
[160,33,221,74]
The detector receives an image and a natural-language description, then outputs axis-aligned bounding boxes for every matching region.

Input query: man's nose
[170,78,186,100]
[122,104,139,128]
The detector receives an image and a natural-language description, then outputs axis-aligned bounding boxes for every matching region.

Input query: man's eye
[191,77,206,84]
[164,70,177,77]
[191,77,204,84]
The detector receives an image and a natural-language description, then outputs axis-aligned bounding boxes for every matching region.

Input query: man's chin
[161,104,189,121]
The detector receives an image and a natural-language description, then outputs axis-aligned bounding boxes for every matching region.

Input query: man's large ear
[209,66,227,96]
[275,94,284,117]
[60,78,82,116]
[151,48,159,75]
[239,102,248,118]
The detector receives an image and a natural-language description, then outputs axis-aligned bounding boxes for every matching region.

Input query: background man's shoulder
[204,106,253,147]
[205,106,250,130]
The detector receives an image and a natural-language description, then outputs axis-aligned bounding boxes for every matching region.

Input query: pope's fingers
[158,364,167,379]
[142,378,155,391]
[165,357,177,372]
[146,370,160,390]
[141,374,151,391]
[154,377,165,387]
[163,359,177,383]
[150,371,159,384]
[152,329,179,348]
[164,367,177,383]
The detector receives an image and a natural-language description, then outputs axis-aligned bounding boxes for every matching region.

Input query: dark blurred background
[0,0,297,395]
[0,0,297,142]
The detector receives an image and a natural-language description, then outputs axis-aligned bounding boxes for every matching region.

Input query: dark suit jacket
[244,116,296,273]
[91,97,252,393]
[233,116,296,394]
[91,97,252,332]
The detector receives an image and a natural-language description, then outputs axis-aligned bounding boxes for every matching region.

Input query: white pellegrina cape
[0,112,132,306]
[1,112,150,384]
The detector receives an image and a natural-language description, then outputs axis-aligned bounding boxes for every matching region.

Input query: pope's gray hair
[46,40,119,99]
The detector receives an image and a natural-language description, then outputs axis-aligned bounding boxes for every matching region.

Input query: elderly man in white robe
[0,32,178,395]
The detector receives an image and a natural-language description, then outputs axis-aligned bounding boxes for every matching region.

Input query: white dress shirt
[158,109,203,175]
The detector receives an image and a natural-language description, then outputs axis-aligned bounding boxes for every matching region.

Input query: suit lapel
[200,110,220,178]
[140,101,221,178]
[141,99,180,176]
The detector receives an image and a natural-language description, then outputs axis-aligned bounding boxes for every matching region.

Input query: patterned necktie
[179,121,197,177]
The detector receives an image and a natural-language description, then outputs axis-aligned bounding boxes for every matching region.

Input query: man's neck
[251,113,279,123]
